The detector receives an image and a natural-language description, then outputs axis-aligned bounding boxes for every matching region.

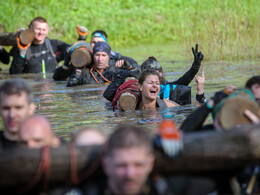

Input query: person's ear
[51,136,61,148]
[29,103,36,115]
[139,84,143,92]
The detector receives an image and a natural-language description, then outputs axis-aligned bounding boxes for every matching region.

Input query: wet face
[139,74,160,101]
[93,51,109,70]
[0,92,35,140]
[31,21,49,44]
[90,37,106,49]
[104,147,154,195]
[19,117,56,148]
[251,84,260,105]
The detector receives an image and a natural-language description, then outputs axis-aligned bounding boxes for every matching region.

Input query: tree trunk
[0,124,260,189]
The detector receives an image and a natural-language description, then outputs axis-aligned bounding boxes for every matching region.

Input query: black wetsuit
[0,131,17,150]
[9,38,69,74]
[103,62,197,105]
[0,48,10,65]
[53,51,140,81]
[66,56,140,87]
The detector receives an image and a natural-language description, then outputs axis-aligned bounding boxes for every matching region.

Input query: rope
[17,146,50,194]
[90,66,111,84]
[68,142,79,185]
[68,142,106,185]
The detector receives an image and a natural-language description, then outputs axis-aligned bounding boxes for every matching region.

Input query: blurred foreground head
[245,75,260,105]
[19,115,60,148]
[212,88,260,130]
[0,78,35,141]
[72,127,106,146]
[103,124,154,195]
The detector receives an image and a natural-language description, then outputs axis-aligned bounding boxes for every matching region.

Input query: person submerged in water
[104,65,205,111]
[104,69,180,110]
[136,69,180,109]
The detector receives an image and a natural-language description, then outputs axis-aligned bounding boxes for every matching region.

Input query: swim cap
[93,42,111,56]
[141,56,162,71]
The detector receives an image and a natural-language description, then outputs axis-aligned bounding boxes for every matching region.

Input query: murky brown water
[0,58,259,140]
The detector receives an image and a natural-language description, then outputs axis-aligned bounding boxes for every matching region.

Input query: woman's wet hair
[141,56,162,71]
[138,69,160,85]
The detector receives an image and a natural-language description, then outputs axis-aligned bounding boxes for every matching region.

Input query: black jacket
[9,38,69,74]
[53,51,140,81]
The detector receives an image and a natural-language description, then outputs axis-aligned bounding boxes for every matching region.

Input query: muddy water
[0,58,259,140]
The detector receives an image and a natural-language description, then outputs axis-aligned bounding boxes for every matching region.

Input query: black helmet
[141,56,162,71]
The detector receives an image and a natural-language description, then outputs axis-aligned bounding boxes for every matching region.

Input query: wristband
[196,93,206,104]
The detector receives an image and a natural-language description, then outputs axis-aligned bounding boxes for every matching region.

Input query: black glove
[192,43,204,70]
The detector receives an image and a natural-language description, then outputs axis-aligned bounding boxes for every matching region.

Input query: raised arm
[170,44,204,86]
[194,67,206,107]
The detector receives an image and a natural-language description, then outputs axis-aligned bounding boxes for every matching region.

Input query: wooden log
[71,49,92,68]
[154,124,260,175]
[119,92,137,110]
[0,32,17,46]
[0,30,34,46]
[1,124,260,189]
[0,145,104,189]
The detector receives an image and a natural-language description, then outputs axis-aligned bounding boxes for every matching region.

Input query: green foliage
[0,0,259,60]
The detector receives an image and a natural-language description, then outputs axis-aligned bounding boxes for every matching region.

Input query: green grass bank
[0,0,259,61]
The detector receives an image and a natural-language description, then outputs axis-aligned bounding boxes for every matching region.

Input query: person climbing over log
[0,78,36,150]
[9,16,69,74]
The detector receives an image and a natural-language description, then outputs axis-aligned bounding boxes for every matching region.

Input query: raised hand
[192,43,204,70]
[195,67,205,94]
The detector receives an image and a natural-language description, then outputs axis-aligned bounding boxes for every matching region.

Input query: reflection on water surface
[0,59,259,140]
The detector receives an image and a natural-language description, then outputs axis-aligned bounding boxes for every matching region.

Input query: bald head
[73,127,106,147]
[19,115,60,148]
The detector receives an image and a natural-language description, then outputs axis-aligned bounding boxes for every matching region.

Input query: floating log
[1,124,260,189]
[0,30,34,46]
